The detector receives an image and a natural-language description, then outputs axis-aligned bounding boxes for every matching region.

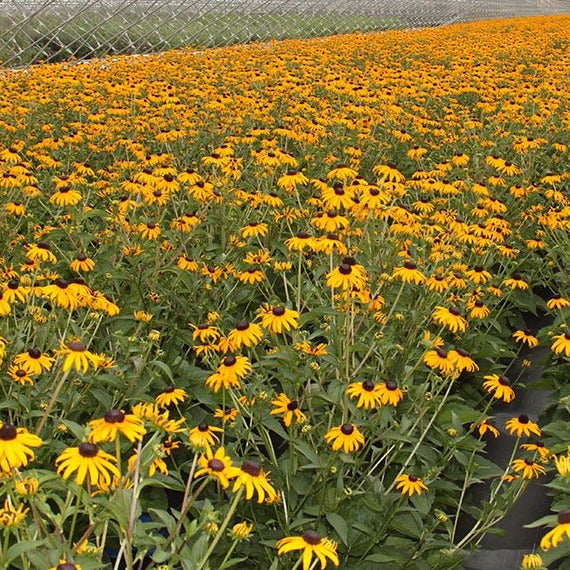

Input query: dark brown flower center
[7,279,19,289]
[302,530,321,545]
[449,307,460,316]
[456,348,470,357]
[241,460,261,477]
[339,263,352,275]
[223,356,237,367]
[436,348,448,358]
[518,414,529,424]
[68,341,86,352]
[16,369,27,377]
[297,231,310,239]
[286,400,298,411]
[272,306,286,316]
[38,241,50,250]
[0,424,17,441]
[499,376,511,386]
[386,380,398,391]
[77,253,87,261]
[208,459,225,472]
[558,510,570,524]
[408,475,418,482]
[78,442,99,458]
[340,423,354,435]
[362,380,375,391]
[235,321,249,331]
[104,409,125,423]
[57,564,78,570]
[404,261,417,270]
[198,423,209,432]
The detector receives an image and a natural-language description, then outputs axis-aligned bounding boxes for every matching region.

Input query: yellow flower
[520,553,544,569]
[226,460,278,503]
[512,330,539,348]
[0,423,42,473]
[227,321,264,350]
[257,305,299,334]
[88,409,147,443]
[15,476,39,496]
[540,510,570,551]
[155,387,188,408]
[326,263,365,290]
[505,415,541,438]
[195,446,234,489]
[270,393,306,427]
[448,349,478,373]
[55,340,103,373]
[551,331,570,357]
[378,380,404,406]
[56,442,120,488]
[395,474,428,496]
[424,348,456,375]
[512,459,546,479]
[346,380,384,409]
[392,261,426,285]
[231,521,253,540]
[205,355,252,392]
[0,498,28,528]
[432,306,468,333]
[277,531,339,570]
[189,423,223,449]
[325,424,365,453]
[482,374,516,403]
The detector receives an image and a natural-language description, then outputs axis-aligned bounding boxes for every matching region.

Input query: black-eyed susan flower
[392,261,426,284]
[378,380,404,406]
[546,295,570,310]
[506,415,541,438]
[521,442,550,461]
[257,305,299,333]
[14,476,39,496]
[395,474,428,496]
[7,363,38,386]
[277,170,309,192]
[448,348,478,373]
[191,323,221,343]
[325,424,365,453]
[277,530,339,570]
[483,374,516,403]
[13,347,54,374]
[55,340,102,373]
[474,420,500,438]
[285,231,316,252]
[346,380,383,409]
[70,254,95,273]
[214,407,239,423]
[554,454,570,477]
[432,306,468,333]
[226,459,278,503]
[326,262,365,290]
[512,330,539,348]
[503,273,528,290]
[55,442,120,488]
[195,446,234,489]
[205,354,252,392]
[227,320,263,350]
[155,387,188,408]
[0,498,28,528]
[128,451,168,477]
[49,562,81,570]
[88,409,146,443]
[270,393,307,427]
[520,553,544,569]
[424,348,455,375]
[540,510,570,551]
[512,458,546,479]
[0,423,42,473]
[49,187,83,206]
[551,331,570,357]
[232,521,253,540]
[189,423,223,449]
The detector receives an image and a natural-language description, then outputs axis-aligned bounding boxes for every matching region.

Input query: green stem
[35,369,70,435]
[196,488,244,570]
[68,485,84,548]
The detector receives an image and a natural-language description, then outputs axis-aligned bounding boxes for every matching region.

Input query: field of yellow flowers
[0,14,569,570]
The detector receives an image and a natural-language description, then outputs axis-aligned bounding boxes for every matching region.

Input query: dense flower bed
[0,15,569,570]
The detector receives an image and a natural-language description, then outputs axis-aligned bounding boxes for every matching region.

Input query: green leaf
[326,512,349,545]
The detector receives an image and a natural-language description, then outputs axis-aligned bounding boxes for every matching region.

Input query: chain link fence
[1,0,569,67]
